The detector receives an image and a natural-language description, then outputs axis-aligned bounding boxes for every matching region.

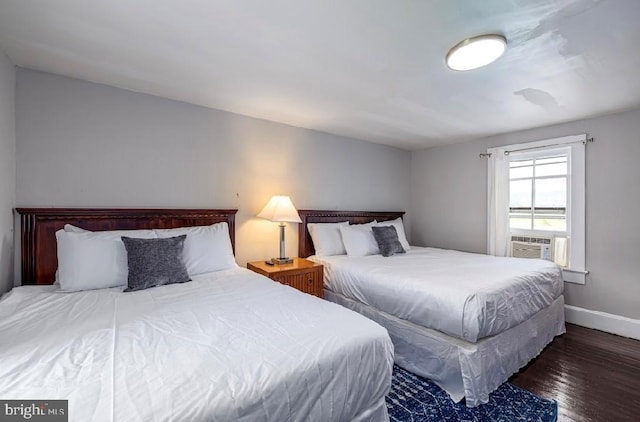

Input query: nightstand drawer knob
[308,279,313,284]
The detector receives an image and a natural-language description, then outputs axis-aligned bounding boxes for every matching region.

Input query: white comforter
[0,267,393,422]
[311,247,564,342]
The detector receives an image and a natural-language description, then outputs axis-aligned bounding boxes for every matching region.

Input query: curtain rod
[479,137,594,158]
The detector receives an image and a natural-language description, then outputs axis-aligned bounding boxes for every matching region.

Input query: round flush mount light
[446,34,507,71]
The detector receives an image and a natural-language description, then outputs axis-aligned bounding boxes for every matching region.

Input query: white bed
[0,267,394,422]
[8,208,395,422]
[297,210,566,407]
[314,247,564,343]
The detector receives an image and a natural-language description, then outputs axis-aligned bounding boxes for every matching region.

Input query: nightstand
[247,258,324,298]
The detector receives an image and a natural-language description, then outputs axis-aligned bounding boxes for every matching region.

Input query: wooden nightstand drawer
[247,258,324,298]
[272,271,323,297]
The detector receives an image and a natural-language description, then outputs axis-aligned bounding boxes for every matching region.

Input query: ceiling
[0,0,639,150]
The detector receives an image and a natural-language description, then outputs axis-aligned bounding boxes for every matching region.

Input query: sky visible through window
[509,155,567,232]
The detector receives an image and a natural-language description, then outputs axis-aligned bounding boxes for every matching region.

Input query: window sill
[563,268,588,285]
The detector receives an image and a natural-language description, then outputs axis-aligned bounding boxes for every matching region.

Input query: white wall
[0,51,15,294]
[411,108,640,320]
[15,69,411,279]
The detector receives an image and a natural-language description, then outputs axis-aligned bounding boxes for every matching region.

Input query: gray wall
[0,51,15,294]
[411,108,640,319]
[13,68,639,319]
[15,69,411,278]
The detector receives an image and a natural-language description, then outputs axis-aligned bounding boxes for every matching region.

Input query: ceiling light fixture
[446,34,507,71]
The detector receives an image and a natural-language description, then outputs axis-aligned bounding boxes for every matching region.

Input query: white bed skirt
[325,290,566,407]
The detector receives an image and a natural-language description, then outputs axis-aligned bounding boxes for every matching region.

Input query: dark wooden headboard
[297,210,405,258]
[16,208,238,285]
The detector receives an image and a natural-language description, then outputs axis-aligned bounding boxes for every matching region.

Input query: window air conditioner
[510,236,552,261]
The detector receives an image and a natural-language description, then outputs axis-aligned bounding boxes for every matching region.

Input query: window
[487,135,587,284]
[507,148,571,267]
[509,152,569,233]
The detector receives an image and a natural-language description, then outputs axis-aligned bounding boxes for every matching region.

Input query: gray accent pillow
[121,235,191,292]
[372,226,406,257]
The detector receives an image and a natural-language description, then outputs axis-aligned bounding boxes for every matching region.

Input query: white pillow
[56,225,89,286]
[307,221,349,256]
[64,224,159,237]
[154,223,236,276]
[56,229,156,292]
[339,224,380,257]
[64,224,89,233]
[350,220,377,226]
[376,218,411,251]
[57,226,157,284]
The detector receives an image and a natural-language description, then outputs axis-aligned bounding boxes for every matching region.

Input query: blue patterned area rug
[386,365,558,422]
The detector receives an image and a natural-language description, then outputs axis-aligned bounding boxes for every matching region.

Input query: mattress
[0,267,394,422]
[311,247,564,342]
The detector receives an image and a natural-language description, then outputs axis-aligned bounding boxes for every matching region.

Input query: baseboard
[564,305,640,340]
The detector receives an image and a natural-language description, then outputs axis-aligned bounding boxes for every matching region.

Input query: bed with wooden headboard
[5,207,395,422]
[16,208,237,285]
[297,209,405,258]
[295,208,566,407]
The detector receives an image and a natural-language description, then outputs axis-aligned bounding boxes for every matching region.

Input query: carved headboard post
[20,211,37,286]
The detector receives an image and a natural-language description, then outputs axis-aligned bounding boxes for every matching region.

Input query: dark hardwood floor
[510,323,640,421]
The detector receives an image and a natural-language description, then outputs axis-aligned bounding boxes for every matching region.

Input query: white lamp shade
[257,195,302,223]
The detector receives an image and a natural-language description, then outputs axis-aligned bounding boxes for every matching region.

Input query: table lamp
[257,195,302,264]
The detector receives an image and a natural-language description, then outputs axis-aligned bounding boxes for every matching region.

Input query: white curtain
[487,149,510,256]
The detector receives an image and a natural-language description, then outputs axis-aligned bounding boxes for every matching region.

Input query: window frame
[487,134,587,284]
